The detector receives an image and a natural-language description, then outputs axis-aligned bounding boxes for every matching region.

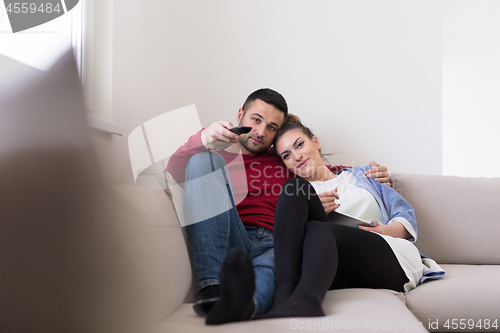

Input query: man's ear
[236,108,245,124]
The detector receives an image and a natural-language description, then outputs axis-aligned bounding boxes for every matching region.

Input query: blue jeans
[184,151,275,316]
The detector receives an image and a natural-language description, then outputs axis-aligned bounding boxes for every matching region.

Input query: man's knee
[185,151,226,181]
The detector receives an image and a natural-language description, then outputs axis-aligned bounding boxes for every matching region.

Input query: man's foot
[193,285,220,316]
[205,248,255,325]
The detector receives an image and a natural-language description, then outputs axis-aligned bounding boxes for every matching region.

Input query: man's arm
[165,121,240,186]
[165,129,207,186]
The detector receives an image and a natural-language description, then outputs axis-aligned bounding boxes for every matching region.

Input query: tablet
[327,211,374,228]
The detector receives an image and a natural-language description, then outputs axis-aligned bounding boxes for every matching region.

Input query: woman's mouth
[298,159,309,168]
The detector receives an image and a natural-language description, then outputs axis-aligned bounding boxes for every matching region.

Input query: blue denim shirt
[342,165,418,242]
[342,166,445,282]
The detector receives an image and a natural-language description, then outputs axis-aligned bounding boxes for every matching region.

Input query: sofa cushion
[405,264,500,332]
[390,173,500,264]
[158,289,427,332]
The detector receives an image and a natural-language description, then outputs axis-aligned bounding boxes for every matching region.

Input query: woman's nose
[293,151,302,161]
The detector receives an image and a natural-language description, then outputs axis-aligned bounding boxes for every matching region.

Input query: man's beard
[238,134,270,154]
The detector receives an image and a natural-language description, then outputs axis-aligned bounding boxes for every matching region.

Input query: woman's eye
[282,154,290,160]
[297,141,304,148]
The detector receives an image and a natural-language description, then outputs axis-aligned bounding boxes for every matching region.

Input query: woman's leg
[328,224,409,292]
[263,177,408,318]
[259,220,338,318]
[270,178,330,309]
[261,222,409,319]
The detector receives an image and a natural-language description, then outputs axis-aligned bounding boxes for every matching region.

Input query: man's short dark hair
[242,88,288,119]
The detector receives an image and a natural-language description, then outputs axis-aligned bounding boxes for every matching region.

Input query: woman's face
[275,129,325,180]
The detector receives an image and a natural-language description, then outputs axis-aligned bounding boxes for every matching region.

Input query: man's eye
[268,126,277,132]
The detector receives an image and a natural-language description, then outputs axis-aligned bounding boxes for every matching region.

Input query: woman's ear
[312,136,321,150]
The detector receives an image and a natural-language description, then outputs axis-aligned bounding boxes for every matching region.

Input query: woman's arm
[358,219,411,239]
[351,166,418,241]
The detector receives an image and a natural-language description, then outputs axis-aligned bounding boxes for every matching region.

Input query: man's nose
[254,123,265,137]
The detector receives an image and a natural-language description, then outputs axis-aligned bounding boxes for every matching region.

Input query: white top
[310,171,384,224]
[310,170,424,293]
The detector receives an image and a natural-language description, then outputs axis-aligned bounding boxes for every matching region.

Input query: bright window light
[0,1,82,72]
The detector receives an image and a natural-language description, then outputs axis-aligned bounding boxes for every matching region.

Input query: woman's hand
[357,220,411,239]
[318,188,339,214]
[357,219,384,234]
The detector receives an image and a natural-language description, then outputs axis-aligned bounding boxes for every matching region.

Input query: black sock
[196,285,220,301]
[269,280,296,310]
[206,248,255,325]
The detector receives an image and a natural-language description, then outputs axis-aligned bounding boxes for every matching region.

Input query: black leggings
[272,177,409,309]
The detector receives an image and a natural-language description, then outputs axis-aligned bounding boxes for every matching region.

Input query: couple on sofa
[166,88,444,325]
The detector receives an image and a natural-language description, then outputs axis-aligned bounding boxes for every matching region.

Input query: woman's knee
[280,177,316,199]
[305,220,335,236]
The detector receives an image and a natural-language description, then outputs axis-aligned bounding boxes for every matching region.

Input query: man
[166,88,390,325]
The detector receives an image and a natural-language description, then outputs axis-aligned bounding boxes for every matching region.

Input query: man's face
[236,99,285,155]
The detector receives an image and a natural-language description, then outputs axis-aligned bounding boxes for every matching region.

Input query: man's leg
[247,227,276,316]
[206,227,277,324]
[184,152,251,309]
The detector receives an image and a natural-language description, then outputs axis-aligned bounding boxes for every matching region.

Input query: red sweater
[166,129,347,230]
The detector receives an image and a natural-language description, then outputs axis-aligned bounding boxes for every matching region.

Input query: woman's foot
[256,293,324,319]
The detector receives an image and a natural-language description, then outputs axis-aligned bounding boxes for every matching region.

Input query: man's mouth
[251,137,262,145]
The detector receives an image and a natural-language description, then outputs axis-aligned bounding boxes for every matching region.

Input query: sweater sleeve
[165,129,207,186]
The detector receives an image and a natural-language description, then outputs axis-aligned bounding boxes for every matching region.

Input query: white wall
[443,0,500,178]
[94,0,443,184]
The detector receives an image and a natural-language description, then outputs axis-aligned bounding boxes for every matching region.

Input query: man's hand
[365,161,391,187]
[318,188,339,214]
[201,121,240,151]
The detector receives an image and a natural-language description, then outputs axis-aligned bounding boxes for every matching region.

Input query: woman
[260,115,444,319]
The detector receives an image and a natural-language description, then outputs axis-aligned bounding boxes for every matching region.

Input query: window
[0,1,82,72]
[1,0,122,135]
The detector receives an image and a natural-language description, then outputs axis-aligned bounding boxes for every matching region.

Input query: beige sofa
[2,52,500,333]
[154,173,500,333]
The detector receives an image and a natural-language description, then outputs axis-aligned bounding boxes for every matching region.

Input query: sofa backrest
[391,173,500,265]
